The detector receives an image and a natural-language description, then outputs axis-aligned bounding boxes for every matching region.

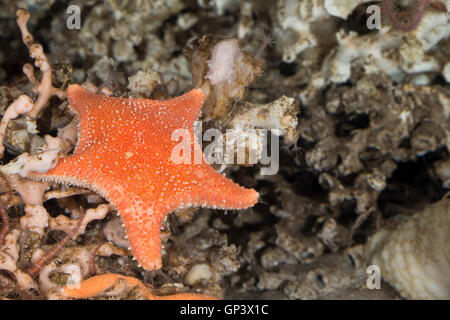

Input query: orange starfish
[32,84,258,270]
[63,273,218,300]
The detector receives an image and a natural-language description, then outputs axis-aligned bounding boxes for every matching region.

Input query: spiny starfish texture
[63,273,218,300]
[31,84,259,270]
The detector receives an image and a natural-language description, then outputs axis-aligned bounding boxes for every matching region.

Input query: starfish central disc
[32,84,259,270]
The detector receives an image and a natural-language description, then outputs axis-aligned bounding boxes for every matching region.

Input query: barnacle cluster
[365,197,450,299]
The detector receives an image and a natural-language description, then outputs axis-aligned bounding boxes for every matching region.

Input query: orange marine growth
[63,273,218,300]
[32,84,259,270]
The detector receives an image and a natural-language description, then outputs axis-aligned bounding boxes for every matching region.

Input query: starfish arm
[63,274,148,299]
[67,84,204,126]
[66,85,205,150]
[154,293,219,300]
[66,84,99,119]
[119,206,165,270]
[30,154,95,189]
[182,164,259,210]
[63,273,218,300]
[162,88,205,125]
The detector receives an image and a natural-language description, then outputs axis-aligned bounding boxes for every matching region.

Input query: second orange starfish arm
[63,273,218,300]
